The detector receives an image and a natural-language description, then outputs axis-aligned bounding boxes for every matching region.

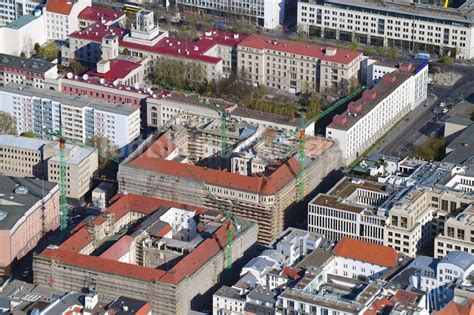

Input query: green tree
[440,55,453,65]
[387,48,398,58]
[20,130,35,138]
[376,46,386,57]
[70,60,88,75]
[363,46,374,56]
[410,137,447,161]
[87,136,118,171]
[38,42,58,61]
[349,41,359,51]
[0,111,16,135]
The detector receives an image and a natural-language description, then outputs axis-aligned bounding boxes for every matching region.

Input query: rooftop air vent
[14,185,28,194]
[0,210,7,221]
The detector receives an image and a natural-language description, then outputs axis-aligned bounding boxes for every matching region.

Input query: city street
[378,65,474,157]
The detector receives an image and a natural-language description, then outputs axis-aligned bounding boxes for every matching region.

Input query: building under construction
[33,194,258,314]
[118,113,343,244]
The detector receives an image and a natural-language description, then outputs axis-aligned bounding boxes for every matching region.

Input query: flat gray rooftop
[317,0,474,24]
[0,134,46,151]
[0,53,55,73]
[0,176,57,230]
[1,83,138,116]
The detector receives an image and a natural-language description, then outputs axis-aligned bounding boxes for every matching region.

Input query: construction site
[118,112,343,244]
[33,194,258,314]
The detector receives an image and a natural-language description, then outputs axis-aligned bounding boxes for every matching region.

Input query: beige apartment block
[0,135,98,200]
[236,34,363,94]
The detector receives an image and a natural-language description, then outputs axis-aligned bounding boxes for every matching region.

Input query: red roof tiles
[332,237,399,268]
[128,135,301,195]
[363,297,394,315]
[46,0,74,15]
[100,235,133,260]
[199,30,248,47]
[238,34,362,65]
[39,194,233,284]
[433,299,474,315]
[69,23,125,42]
[78,6,124,23]
[87,59,141,83]
[59,226,93,252]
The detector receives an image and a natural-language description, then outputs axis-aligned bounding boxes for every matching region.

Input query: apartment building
[0,53,58,88]
[0,176,59,278]
[0,135,98,199]
[326,63,428,165]
[308,177,389,244]
[0,83,140,148]
[236,34,363,94]
[0,0,43,26]
[45,0,91,40]
[297,0,474,59]
[435,205,474,258]
[176,0,285,29]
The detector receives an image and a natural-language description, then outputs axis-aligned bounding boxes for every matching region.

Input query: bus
[123,1,142,14]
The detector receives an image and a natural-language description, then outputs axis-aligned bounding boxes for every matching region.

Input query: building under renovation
[33,194,258,314]
[118,113,343,244]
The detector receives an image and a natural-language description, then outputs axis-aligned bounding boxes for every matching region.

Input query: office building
[0,176,59,278]
[176,0,285,29]
[33,194,258,314]
[0,135,98,200]
[435,204,474,258]
[297,0,474,59]
[236,34,363,94]
[0,83,140,147]
[0,53,58,88]
[308,177,389,244]
[118,113,342,244]
[326,63,428,165]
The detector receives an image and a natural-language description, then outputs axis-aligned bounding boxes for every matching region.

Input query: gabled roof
[87,59,141,83]
[46,0,74,15]
[78,6,124,23]
[332,237,399,268]
[433,298,474,315]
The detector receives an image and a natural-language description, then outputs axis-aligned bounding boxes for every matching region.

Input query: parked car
[439,102,446,107]
[441,107,449,114]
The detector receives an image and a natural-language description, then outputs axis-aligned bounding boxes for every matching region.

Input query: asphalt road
[378,65,474,157]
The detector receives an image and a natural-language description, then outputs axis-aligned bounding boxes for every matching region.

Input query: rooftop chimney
[362,90,377,100]
[333,114,348,125]
[382,74,397,83]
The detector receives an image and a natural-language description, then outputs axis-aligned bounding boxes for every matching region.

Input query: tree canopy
[37,42,59,62]
[0,111,17,135]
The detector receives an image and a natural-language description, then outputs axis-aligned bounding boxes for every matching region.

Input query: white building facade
[326,64,428,165]
[176,0,285,29]
[45,0,91,40]
[297,0,474,59]
[0,0,43,26]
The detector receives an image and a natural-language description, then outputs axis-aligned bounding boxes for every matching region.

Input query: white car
[439,102,446,108]
[441,107,449,114]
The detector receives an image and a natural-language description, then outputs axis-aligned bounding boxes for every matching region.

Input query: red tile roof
[238,34,362,65]
[39,195,233,284]
[120,36,222,64]
[46,0,74,15]
[392,289,419,306]
[59,226,93,252]
[199,30,248,47]
[363,297,394,315]
[41,247,167,282]
[128,135,301,195]
[433,299,474,315]
[87,59,141,83]
[69,23,126,42]
[100,235,133,260]
[153,223,172,237]
[281,266,302,280]
[78,6,124,23]
[332,237,399,268]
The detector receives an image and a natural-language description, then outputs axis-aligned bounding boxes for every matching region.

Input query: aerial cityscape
[0,0,473,314]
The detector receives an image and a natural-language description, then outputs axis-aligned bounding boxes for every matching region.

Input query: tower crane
[187,166,239,269]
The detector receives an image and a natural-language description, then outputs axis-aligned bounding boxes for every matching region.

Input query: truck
[415,53,431,61]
